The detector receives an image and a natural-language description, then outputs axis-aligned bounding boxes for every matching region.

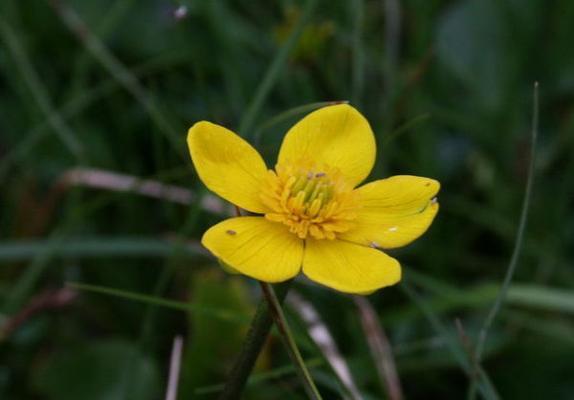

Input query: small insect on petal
[226,229,237,236]
[388,226,398,232]
[431,197,438,204]
[369,241,379,249]
[315,172,326,178]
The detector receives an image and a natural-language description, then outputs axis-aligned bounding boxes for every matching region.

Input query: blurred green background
[1,0,573,399]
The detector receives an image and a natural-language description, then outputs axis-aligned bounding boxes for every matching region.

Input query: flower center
[260,159,358,240]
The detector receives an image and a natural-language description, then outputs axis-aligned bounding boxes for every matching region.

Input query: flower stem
[222,208,321,398]
[260,282,323,400]
[218,281,292,400]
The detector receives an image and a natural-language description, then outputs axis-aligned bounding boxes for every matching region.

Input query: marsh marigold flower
[187,105,439,294]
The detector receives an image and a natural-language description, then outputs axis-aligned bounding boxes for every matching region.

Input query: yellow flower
[187,105,440,294]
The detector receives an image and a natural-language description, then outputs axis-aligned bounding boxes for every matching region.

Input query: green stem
[218,281,292,400]
[467,82,539,400]
[260,282,323,400]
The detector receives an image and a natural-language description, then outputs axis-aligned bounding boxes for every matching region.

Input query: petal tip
[426,178,441,197]
[186,121,270,213]
[187,121,217,144]
[302,240,402,294]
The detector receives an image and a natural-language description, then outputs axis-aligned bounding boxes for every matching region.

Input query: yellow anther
[261,160,358,240]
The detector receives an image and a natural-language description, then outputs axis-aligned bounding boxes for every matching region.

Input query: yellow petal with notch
[277,104,376,188]
[302,238,401,294]
[188,121,269,213]
[340,175,440,249]
[202,217,304,282]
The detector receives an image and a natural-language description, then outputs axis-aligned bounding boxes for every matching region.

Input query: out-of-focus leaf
[32,340,160,400]
[436,0,515,111]
[179,270,264,397]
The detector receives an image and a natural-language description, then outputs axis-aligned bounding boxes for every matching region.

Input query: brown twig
[454,318,480,381]
[289,291,362,400]
[1,288,77,340]
[354,296,403,400]
[58,167,230,215]
[164,335,184,400]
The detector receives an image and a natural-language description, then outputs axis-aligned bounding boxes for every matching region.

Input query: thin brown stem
[355,296,403,400]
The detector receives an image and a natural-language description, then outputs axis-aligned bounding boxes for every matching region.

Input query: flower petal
[340,175,440,249]
[278,104,376,187]
[187,121,269,213]
[202,217,303,282]
[302,238,401,294]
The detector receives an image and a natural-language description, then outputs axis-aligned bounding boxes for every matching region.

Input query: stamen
[308,182,323,204]
[307,197,322,217]
[290,175,307,194]
[261,160,357,240]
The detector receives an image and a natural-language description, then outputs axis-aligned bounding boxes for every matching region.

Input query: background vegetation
[1,0,573,398]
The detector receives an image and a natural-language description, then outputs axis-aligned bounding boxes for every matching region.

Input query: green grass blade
[0,54,189,181]
[468,83,539,398]
[68,282,248,323]
[2,232,67,313]
[382,113,431,146]
[391,274,574,324]
[218,281,293,399]
[507,284,574,314]
[238,0,319,137]
[400,280,500,400]
[0,16,84,161]
[0,238,205,262]
[260,282,323,399]
[350,0,365,105]
[46,0,185,160]
[66,0,138,98]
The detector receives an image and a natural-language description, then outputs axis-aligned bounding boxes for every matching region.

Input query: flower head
[187,105,439,294]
